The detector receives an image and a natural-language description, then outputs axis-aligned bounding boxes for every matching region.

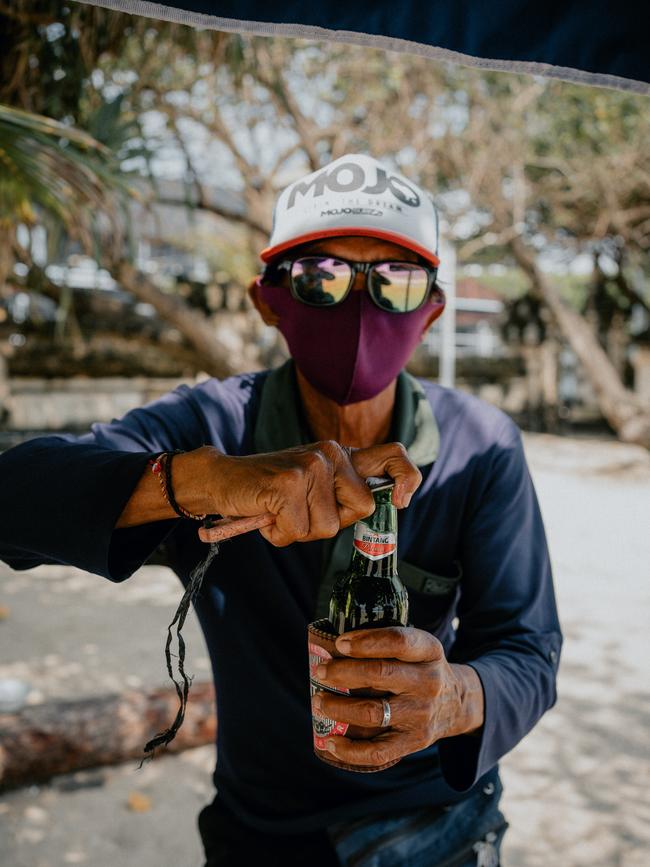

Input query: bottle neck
[349,488,398,577]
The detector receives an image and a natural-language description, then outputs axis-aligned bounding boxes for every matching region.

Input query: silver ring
[380,698,391,728]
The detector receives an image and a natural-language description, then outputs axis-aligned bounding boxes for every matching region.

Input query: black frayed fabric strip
[163,450,208,521]
[163,449,191,519]
[137,541,220,767]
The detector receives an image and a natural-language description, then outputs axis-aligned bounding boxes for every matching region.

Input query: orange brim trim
[260,227,440,268]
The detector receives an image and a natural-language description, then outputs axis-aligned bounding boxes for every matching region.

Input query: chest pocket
[398,559,462,633]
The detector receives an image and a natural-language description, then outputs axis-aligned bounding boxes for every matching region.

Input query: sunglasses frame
[271,255,440,314]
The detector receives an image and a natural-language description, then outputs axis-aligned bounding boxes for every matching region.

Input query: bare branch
[457,224,522,260]
[154,195,269,236]
[255,44,322,171]
[269,141,304,178]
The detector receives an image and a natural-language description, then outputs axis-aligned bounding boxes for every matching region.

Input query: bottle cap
[365,476,394,491]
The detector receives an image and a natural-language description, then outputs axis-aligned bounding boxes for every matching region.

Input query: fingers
[301,448,344,542]
[349,442,421,509]
[255,446,342,545]
[210,438,419,547]
[263,440,376,541]
[323,731,417,768]
[323,441,375,527]
[198,513,275,543]
[315,656,422,693]
[260,469,311,546]
[312,691,425,730]
[335,627,444,663]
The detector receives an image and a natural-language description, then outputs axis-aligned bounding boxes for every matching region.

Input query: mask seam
[341,292,365,404]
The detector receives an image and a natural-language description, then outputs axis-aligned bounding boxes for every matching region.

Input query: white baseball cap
[261,153,440,268]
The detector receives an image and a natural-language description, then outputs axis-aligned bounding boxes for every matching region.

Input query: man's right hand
[201,441,421,547]
[115,441,420,539]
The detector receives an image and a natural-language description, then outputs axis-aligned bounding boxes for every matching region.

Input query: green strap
[398,559,462,597]
[253,361,439,466]
[250,360,445,619]
[315,525,355,621]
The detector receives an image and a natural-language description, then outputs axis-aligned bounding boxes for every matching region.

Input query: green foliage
[0,103,133,252]
[0,1,134,119]
[1,4,647,332]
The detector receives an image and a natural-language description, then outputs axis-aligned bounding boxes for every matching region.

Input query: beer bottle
[329,478,408,634]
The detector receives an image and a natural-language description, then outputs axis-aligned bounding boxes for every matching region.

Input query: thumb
[349,443,421,508]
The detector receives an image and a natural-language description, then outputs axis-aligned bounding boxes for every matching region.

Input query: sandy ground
[0,432,649,867]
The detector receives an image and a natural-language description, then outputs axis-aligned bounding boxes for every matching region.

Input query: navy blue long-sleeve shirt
[0,363,561,832]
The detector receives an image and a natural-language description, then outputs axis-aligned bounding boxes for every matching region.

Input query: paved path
[500,436,650,867]
[1,434,648,866]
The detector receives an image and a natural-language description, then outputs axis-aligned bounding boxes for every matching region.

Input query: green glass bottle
[329,480,409,634]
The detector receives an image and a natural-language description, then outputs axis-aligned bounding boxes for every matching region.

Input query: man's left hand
[311,626,485,768]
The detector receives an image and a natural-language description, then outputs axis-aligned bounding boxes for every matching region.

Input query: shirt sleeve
[0,385,219,583]
[438,421,562,791]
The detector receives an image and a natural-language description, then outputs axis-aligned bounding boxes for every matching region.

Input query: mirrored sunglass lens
[291,258,351,305]
[370,263,429,312]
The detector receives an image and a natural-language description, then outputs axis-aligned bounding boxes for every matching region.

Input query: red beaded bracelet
[148,451,207,521]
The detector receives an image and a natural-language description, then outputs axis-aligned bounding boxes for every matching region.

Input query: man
[0,154,561,866]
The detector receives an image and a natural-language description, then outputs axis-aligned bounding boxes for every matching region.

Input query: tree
[0,1,241,378]
[121,39,648,442]
[1,7,648,442]
[416,72,650,445]
[310,55,650,442]
[0,102,127,302]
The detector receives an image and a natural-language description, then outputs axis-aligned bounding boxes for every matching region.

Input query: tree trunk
[511,239,650,448]
[0,681,216,792]
[540,339,560,433]
[0,351,10,425]
[113,262,239,379]
[522,345,543,430]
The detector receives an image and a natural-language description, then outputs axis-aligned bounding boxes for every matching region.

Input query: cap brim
[260,227,440,268]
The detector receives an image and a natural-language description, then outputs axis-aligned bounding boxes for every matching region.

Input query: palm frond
[0,103,136,246]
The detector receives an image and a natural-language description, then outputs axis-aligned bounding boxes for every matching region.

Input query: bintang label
[353,522,397,561]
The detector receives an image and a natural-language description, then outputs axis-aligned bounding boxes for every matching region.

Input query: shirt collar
[253,360,438,467]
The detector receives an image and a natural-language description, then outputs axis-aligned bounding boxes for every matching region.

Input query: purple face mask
[257,277,445,405]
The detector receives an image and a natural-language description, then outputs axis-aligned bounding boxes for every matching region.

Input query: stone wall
[2,377,192,431]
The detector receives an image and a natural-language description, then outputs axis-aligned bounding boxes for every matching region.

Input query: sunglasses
[268,255,440,314]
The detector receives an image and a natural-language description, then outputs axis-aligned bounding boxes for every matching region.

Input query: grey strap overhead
[79,1,649,94]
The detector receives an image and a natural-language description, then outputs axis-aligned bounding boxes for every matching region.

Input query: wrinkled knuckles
[392,627,415,654]
[424,666,444,696]
[281,466,306,489]
[375,659,398,681]
[415,702,436,728]
[269,533,293,548]
[316,694,335,718]
[423,715,438,741]
[411,731,431,752]
[393,441,409,458]
[383,625,407,641]
[321,515,341,538]
[427,633,444,659]
[351,501,375,522]
[316,440,345,461]
[359,700,382,727]
[301,449,330,475]
[294,522,312,541]
[278,513,310,543]
[369,747,389,766]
